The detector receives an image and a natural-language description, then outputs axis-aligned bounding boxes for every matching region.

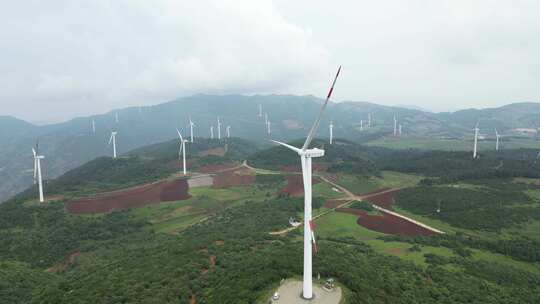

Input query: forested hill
[1,95,539,203]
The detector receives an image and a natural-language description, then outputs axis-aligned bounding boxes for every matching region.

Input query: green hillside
[2,136,540,302]
[3,95,540,203]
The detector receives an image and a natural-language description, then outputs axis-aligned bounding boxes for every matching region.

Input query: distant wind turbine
[495,128,500,151]
[108,131,118,158]
[329,121,334,144]
[271,66,341,300]
[115,112,119,123]
[259,104,263,117]
[399,124,402,136]
[226,125,231,138]
[267,120,271,135]
[32,141,45,203]
[393,115,397,136]
[92,119,96,134]
[217,117,222,140]
[368,113,372,128]
[473,122,479,159]
[189,117,195,142]
[176,129,188,175]
[265,113,268,125]
[210,125,214,139]
[360,120,363,131]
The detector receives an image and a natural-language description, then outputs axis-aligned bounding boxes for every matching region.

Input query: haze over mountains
[1,94,539,203]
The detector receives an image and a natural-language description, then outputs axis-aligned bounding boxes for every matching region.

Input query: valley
[2,137,540,303]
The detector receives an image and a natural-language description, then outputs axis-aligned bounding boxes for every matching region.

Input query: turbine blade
[33,158,37,179]
[176,128,184,142]
[108,133,113,145]
[270,140,302,154]
[32,148,36,157]
[302,66,341,150]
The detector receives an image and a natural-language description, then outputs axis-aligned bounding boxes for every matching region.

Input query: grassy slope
[366,136,540,151]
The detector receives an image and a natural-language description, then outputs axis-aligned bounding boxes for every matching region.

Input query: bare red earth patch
[281,163,327,173]
[66,179,191,214]
[363,189,400,209]
[324,199,344,209]
[280,175,321,197]
[336,207,435,236]
[198,163,238,173]
[212,171,255,188]
[46,251,81,273]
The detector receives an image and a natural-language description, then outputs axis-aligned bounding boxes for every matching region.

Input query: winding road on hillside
[259,163,444,235]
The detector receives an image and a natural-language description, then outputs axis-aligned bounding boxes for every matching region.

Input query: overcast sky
[2,1,539,123]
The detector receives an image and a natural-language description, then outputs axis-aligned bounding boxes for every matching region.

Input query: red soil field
[324,199,343,209]
[360,187,391,197]
[66,179,191,214]
[198,163,238,173]
[281,163,327,173]
[337,207,435,236]
[362,189,400,209]
[212,172,255,188]
[280,175,321,197]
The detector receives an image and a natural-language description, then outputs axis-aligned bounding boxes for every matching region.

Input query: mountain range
[1,94,539,202]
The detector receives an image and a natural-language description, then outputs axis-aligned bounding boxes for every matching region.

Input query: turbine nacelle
[301,148,325,158]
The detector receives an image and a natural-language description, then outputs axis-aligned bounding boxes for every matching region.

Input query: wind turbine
[108,131,118,158]
[32,142,45,203]
[473,122,479,159]
[265,113,268,125]
[210,125,214,139]
[189,117,195,142]
[115,112,119,123]
[217,117,222,140]
[259,104,263,117]
[393,115,397,136]
[360,120,363,131]
[368,113,372,128]
[329,121,334,144]
[271,66,341,299]
[92,119,96,134]
[226,125,231,138]
[495,128,500,151]
[267,120,271,135]
[399,124,402,136]
[176,129,188,175]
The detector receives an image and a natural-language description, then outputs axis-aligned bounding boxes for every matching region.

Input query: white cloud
[0,0,331,122]
[1,0,539,122]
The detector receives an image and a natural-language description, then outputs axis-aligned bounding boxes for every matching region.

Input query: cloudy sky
[2,1,539,123]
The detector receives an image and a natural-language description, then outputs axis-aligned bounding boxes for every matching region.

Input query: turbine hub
[302,148,324,158]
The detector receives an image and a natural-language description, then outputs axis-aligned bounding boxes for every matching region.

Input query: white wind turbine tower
[32,142,45,203]
[271,66,341,300]
[368,113,372,128]
[189,117,195,142]
[115,112,119,123]
[360,120,363,131]
[92,119,96,134]
[473,122,479,159]
[176,129,188,175]
[226,125,231,138]
[108,131,118,158]
[210,125,214,139]
[393,115,397,136]
[259,104,263,117]
[495,128,500,151]
[217,117,222,140]
[267,120,271,135]
[329,121,334,144]
[399,124,402,136]
[265,113,268,125]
